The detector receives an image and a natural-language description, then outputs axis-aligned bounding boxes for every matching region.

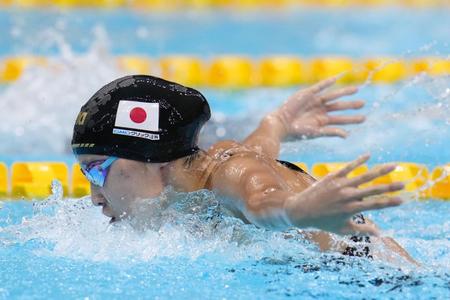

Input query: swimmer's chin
[109,217,117,224]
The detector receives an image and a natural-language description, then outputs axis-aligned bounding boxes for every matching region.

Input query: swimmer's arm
[243,77,365,159]
[242,114,285,158]
[351,217,419,265]
[211,153,404,235]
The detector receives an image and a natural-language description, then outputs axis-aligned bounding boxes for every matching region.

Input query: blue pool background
[0,8,449,57]
[0,7,449,300]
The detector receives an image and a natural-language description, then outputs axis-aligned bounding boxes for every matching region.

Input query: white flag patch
[114,101,159,132]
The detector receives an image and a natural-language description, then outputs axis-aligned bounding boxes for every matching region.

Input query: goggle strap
[100,156,118,170]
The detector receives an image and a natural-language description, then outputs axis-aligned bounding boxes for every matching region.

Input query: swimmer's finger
[347,164,397,186]
[327,115,366,125]
[348,196,403,215]
[336,154,371,177]
[352,182,404,199]
[321,86,359,102]
[325,100,365,112]
[318,127,348,138]
[308,77,337,93]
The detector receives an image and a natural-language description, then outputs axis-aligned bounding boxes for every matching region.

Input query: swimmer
[72,75,417,264]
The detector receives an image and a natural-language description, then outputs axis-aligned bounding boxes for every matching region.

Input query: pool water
[0,190,449,299]
[0,8,449,56]
[0,7,449,300]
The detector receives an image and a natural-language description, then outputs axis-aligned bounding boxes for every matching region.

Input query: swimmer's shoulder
[206,140,242,159]
[204,140,315,193]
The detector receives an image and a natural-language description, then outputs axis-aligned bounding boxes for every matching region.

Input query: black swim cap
[71,75,211,162]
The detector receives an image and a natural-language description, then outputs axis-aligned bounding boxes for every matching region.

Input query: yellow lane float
[129,0,184,10]
[308,0,361,7]
[424,165,450,200]
[71,163,91,197]
[310,57,358,84]
[14,0,52,7]
[363,58,408,83]
[11,162,69,199]
[1,0,447,8]
[0,163,7,198]
[312,162,369,180]
[0,56,47,83]
[259,56,306,87]
[401,0,444,7]
[1,55,449,86]
[185,0,220,8]
[218,0,260,7]
[311,162,431,195]
[208,56,254,88]
[412,57,450,76]
[160,56,203,86]
[369,163,429,196]
[0,0,12,6]
[351,0,392,6]
[54,0,126,8]
[219,0,293,8]
[117,56,151,75]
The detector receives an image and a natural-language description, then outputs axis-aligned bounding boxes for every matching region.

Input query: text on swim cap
[112,128,160,140]
[75,112,88,126]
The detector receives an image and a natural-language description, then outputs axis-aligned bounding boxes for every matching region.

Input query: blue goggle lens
[80,157,118,187]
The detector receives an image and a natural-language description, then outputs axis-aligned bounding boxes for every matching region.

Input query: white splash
[0,28,129,155]
[0,186,314,263]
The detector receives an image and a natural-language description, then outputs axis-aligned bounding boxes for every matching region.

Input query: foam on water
[0,28,125,155]
[1,184,320,263]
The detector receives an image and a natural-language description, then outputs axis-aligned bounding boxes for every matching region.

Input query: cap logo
[114,100,159,132]
[76,112,88,125]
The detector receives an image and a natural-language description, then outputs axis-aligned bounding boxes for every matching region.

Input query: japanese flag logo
[114,100,159,132]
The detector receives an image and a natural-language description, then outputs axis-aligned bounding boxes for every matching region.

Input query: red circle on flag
[129,107,147,124]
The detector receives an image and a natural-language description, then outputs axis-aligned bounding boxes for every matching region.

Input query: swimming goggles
[80,156,118,187]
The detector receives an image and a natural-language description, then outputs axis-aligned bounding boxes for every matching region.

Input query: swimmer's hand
[269,76,365,140]
[284,154,404,236]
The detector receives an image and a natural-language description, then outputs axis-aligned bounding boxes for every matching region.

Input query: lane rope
[1,55,449,86]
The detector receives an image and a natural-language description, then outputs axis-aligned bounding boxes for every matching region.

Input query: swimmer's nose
[90,185,106,207]
[91,194,106,207]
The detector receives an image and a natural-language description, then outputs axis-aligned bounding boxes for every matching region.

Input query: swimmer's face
[77,154,166,222]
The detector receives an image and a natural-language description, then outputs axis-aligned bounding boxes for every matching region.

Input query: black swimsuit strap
[276,160,307,174]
